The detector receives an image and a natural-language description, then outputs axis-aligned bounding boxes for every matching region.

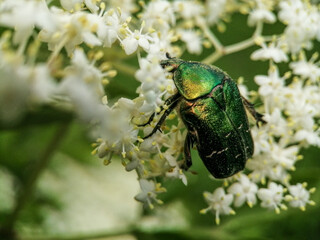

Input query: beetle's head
[160,52,184,72]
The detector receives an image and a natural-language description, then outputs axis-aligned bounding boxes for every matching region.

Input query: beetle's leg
[138,93,181,127]
[181,133,193,171]
[241,96,267,126]
[142,95,181,139]
[137,112,156,127]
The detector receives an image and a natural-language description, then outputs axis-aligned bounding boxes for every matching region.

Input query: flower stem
[0,122,71,239]
[199,22,223,51]
[224,38,255,55]
[202,21,266,64]
[202,51,222,64]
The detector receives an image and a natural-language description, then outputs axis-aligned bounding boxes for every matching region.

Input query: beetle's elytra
[141,53,266,179]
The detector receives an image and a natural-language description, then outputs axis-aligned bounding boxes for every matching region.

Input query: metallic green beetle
[141,53,265,178]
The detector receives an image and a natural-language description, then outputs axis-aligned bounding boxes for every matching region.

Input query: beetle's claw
[255,112,267,127]
[137,122,149,127]
[256,119,267,127]
[166,52,172,59]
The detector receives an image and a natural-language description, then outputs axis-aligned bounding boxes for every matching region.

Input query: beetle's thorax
[173,61,225,100]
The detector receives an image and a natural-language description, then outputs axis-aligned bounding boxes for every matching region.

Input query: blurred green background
[1,12,320,240]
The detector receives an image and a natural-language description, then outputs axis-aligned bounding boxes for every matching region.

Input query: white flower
[270,144,298,172]
[251,128,271,156]
[146,34,172,60]
[121,22,153,55]
[98,106,139,159]
[0,51,56,123]
[255,66,284,96]
[66,49,105,95]
[286,183,314,210]
[290,59,320,82]
[278,0,304,22]
[249,139,298,183]
[279,0,320,53]
[83,0,99,13]
[262,108,288,137]
[60,0,99,13]
[246,153,272,184]
[29,65,57,103]
[60,0,82,11]
[283,81,318,134]
[257,182,285,213]
[251,42,288,63]
[58,49,106,121]
[201,188,235,225]
[39,10,102,55]
[254,66,286,110]
[248,9,276,26]
[228,174,258,207]
[135,179,165,209]
[294,130,320,147]
[0,0,56,45]
[178,30,202,54]
[99,10,122,47]
[142,0,175,32]
[166,166,188,186]
[174,1,204,20]
[135,57,173,115]
[162,130,188,185]
[108,0,137,18]
[206,0,226,25]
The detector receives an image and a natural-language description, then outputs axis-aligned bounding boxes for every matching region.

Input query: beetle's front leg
[181,133,193,171]
[137,112,156,127]
[241,96,267,126]
[142,95,181,139]
[138,93,181,127]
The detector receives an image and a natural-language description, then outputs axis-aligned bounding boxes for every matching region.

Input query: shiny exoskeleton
[141,53,266,178]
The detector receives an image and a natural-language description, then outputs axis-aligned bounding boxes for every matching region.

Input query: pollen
[300,206,306,211]
[91,149,97,155]
[103,159,111,165]
[100,2,106,10]
[102,78,110,85]
[309,187,316,193]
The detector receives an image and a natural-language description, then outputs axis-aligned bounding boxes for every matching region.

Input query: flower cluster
[0,0,319,225]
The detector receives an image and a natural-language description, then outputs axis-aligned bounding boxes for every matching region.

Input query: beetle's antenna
[166,52,172,59]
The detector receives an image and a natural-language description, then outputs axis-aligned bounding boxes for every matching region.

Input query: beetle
[140,53,266,178]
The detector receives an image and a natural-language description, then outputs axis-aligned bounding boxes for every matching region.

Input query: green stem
[202,21,267,64]
[253,21,263,37]
[0,122,71,239]
[199,22,224,51]
[224,38,255,55]
[202,51,223,65]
